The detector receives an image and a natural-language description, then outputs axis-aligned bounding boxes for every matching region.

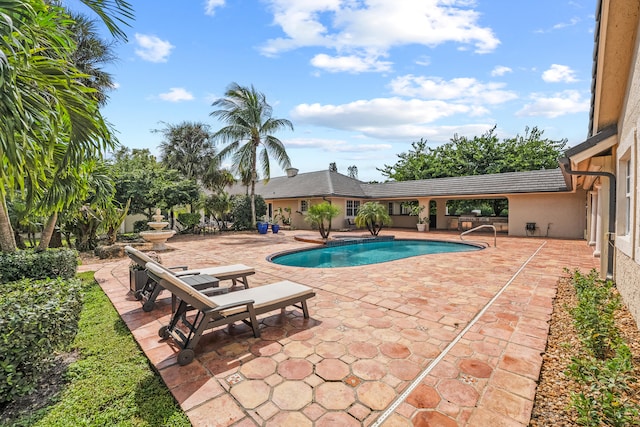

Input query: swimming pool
[268,239,483,268]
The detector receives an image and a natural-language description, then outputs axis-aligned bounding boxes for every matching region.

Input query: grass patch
[1,271,190,427]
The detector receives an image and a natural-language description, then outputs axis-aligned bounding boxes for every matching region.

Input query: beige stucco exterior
[562,0,640,326]
[508,192,587,239]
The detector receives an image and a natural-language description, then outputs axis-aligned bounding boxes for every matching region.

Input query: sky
[82,0,597,182]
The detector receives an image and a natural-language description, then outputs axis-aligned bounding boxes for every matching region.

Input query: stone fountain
[140,209,176,251]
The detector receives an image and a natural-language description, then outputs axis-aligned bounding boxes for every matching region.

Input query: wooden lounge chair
[125,245,255,312]
[145,263,316,365]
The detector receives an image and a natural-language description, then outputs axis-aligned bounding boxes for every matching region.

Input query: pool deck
[84,229,599,426]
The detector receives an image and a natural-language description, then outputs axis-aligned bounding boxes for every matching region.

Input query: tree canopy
[378,126,567,182]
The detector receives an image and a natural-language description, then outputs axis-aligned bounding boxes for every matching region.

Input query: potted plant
[129,251,161,292]
[405,203,427,232]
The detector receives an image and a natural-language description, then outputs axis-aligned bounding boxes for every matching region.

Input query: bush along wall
[566,269,640,426]
[0,277,83,403]
[0,248,78,283]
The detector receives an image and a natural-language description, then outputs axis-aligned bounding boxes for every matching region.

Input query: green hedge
[0,249,78,283]
[0,277,83,403]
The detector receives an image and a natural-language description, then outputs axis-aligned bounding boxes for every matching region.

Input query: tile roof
[244,168,570,200]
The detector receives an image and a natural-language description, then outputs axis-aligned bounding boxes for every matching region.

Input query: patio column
[594,185,602,257]
[588,191,598,246]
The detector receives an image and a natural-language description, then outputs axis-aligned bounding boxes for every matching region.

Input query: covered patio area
[85,229,598,426]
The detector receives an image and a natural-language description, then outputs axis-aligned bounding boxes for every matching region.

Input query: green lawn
[2,272,190,427]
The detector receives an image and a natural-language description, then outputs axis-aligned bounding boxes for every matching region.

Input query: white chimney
[286,168,299,177]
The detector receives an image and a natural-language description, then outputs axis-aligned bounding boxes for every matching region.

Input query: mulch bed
[529,276,640,426]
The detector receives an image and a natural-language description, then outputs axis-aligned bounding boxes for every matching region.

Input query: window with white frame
[625,159,632,235]
[300,200,308,213]
[346,200,360,217]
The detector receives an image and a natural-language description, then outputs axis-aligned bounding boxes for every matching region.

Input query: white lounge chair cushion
[210,281,314,317]
[179,264,254,279]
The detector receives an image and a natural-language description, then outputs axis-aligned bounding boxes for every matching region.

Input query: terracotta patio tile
[240,357,277,379]
[406,383,440,409]
[352,359,387,380]
[278,358,313,380]
[388,359,421,381]
[480,386,533,424]
[490,369,537,399]
[379,342,411,359]
[316,382,356,410]
[348,402,372,421]
[458,359,493,378]
[172,377,225,410]
[316,412,361,427]
[303,402,327,421]
[255,401,279,421]
[412,411,457,427]
[265,411,312,426]
[379,413,412,427]
[347,342,379,358]
[438,379,480,407]
[358,381,396,410]
[231,380,270,409]
[316,358,350,381]
[272,381,312,410]
[316,341,347,358]
[186,394,245,427]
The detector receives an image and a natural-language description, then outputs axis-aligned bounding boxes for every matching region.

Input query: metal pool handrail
[460,224,497,247]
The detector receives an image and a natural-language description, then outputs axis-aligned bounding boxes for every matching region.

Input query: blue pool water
[269,239,482,268]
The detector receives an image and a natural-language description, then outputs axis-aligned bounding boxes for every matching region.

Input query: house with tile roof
[245,167,586,239]
[559,0,640,325]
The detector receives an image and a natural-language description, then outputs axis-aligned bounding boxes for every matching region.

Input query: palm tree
[0,0,132,252]
[305,202,340,239]
[355,202,392,236]
[210,83,293,226]
[156,121,216,181]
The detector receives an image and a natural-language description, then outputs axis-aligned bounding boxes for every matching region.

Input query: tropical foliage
[0,0,133,253]
[378,126,567,181]
[355,202,392,236]
[305,202,340,239]
[211,82,293,226]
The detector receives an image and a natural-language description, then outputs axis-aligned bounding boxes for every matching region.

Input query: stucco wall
[616,251,640,328]
[508,191,587,238]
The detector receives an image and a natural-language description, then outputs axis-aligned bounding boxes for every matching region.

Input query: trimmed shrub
[0,249,78,283]
[231,195,266,231]
[177,212,201,233]
[133,220,149,233]
[0,277,83,403]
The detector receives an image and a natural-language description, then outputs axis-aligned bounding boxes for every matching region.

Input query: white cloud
[260,0,499,73]
[389,75,518,105]
[310,53,392,73]
[293,98,470,129]
[516,90,589,118]
[553,17,580,30]
[158,88,194,102]
[491,65,512,77]
[204,0,225,16]
[134,33,174,62]
[285,137,391,152]
[542,64,578,83]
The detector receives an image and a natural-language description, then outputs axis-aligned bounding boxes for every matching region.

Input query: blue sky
[91,0,596,182]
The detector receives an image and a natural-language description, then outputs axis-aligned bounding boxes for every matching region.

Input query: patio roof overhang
[559,124,617,191]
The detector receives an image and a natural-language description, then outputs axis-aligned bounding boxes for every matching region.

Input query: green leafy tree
[211,83,293,227]
[378,126,567,181]
[305,202,340,239]
[355,202,392,236]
